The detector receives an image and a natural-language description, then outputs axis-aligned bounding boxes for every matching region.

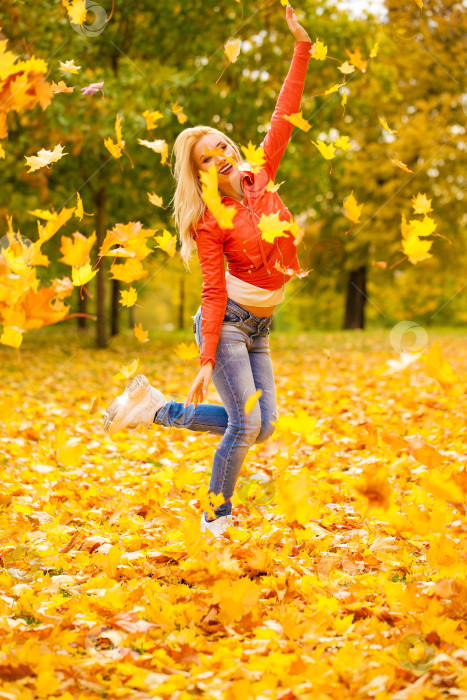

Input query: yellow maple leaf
[148,192,165,208]
[343,191,363,223]
[0,326,23,348]
[59,59,81,74]
[59,231,96,268]
[258,212,292,243]
[345,47,367,73]
[334,135,353,151]
[134,322,149,343]
[109,258,148,284]
[244,389,262,414]
[0,143,5,158]
[283,111,311,132]
[142,109,164,130]
[311,139,336,161]
[55,426,86,467]
[71,261,98,286]
[38,206,76,244]
[66,0,87,25]
[24,143,68,173]
[411,193,433,215]
[113,358,139,381]
[311,40,327,61]
[120,287,137,307]
[155,229,177,257]
[402,235,433,264]
[224,38,241,63]
[174,342,199,360]
[341,91,348,108]
[138,138,168,164]
[240,141,266,172]
[338,61,355,74]
[409,215,436,237]
[199,165,236,229]
[378,115,398,134]
[401,212,415,240]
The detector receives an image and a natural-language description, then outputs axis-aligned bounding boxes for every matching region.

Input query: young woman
[103,5,313,538]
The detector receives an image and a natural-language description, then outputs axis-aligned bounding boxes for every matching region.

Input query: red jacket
[192,40,313,369]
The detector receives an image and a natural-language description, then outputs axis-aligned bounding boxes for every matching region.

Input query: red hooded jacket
[192,40,313,369]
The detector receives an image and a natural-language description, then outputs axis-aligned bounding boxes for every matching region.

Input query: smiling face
[192,133,243,200]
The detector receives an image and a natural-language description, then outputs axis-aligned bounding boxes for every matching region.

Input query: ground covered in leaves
[0,326,466,699]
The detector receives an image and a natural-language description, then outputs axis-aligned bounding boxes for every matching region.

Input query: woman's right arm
[195,224,227,370]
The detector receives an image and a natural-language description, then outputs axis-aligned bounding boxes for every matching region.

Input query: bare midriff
[240,303,276,318]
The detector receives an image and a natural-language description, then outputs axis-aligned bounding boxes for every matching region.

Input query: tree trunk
[95,186,108,347]
[77,287,87,330]
[111,278,120,336]
[343,265,367,329]
[178,276,185,330]
[128,306,135,329]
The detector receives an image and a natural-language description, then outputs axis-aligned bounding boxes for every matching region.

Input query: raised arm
[261,6,313,180]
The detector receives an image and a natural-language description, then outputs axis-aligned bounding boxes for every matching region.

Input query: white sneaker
[103,374,167,437]
[200,513,233,538]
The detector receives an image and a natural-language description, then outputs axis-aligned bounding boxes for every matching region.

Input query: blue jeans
[153,298,277,520]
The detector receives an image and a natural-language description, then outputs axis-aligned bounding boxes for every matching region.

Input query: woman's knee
[228,415,262,446]
[255,421,276,444]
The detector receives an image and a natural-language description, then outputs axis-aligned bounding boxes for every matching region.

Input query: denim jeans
[153,298,277,520]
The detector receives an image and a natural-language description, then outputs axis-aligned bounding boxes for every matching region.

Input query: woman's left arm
[261,5,313,181]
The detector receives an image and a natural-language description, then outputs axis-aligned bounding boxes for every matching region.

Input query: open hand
[286,4,311,42]
[185,362,213,408]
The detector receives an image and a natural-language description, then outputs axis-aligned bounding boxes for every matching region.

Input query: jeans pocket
[223,309,242,323]
[193,310,202,349]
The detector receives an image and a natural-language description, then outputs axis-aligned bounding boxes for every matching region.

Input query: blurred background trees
[1,0,465,348]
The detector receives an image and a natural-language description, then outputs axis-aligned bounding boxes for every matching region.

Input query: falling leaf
[240,141,266,172]
[81,81,104,97]
[113,358,139,381]
[402,235,433,264]
[155,230,176,257]
[109,258,148,284]
[174,342,199,360]
[120,287,137,307]
[324,83,344,95]
[274,261,310,278]
[345,47,367,72]
[142,109,164,130]
[265,180,285,193]
[283,111,311,132]
[138,138,169,164]
[0,326,23,348]
[411,193,433,215]
[171,102,188,124]
[59,231,96,268]
[419,340,461,394]
[311,139,336,162]
[338,61,355,74]
[343,191,363,224]
[334,135,353,151]
[378,115,398,134]
[71,261,98,286]
[311,40,327,61]
[258,212,294,244]
[244,389,262,414]
[369,40,380,58]
[148,192,165,208]
[224,38,241,63]
[59,59,81,74]
[409,215,436,237]
[391,156,414,173]
[24,143,68,173]
[51,80,74,94]
[134,322,149,343]
[199,165,236,229]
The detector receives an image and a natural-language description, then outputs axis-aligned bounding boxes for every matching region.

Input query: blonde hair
[169,126,244,268]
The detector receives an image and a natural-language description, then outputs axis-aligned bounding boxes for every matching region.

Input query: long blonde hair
[170,126,244,268]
